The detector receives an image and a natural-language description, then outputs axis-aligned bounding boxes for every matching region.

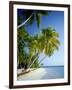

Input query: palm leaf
[39,11,48,15]
[36,13,41,28]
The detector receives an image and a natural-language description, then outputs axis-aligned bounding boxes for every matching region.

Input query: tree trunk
[27,55,33,69]
[38,56,47,65]
[17,13,33,29]
[28,56,38,69]
[27,53,39,68]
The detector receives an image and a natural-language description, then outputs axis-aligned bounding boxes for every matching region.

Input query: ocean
[39,66,64,79]
[18,66,64,80]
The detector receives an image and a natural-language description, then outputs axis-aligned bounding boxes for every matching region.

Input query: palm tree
[38,27,60,65]
[17,10,48,29]
[28,27,60,68]
[17,9,60,70]
[27,35,39,68]
[17,27,31,68]
[17,27,39,69]
[17,9,49,69]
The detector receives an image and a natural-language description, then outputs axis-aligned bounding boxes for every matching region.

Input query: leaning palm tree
[17,9,49,69]
[17,9,48,68]
[27,35,40,68]
[17,27,40,69]
[28,27,60,68]
[17,10,48,29]
[38,27,60,65]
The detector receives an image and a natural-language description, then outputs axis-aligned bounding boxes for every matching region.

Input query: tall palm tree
[28,27,60,68]
[17,9,60,70]
[17,10,48,29]
[17,9,49,69]
[17,9,47,68]
[17,27,39,69]
[17,27,31,68]
[38,27,60,65]
[27,35,39,68]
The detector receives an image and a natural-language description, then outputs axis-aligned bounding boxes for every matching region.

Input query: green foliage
[18,10,48,28]
[17,16,23,25]
[28,14,34,25]
[36,13,41,28]
[31,59,39,68]
[17,10,60,70]
[35,10,48,28]
[17,27,30,69]
[17,26,60,69]
[41,27,60,56]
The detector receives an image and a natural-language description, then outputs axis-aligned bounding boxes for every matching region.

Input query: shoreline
[17,68,37,77]
[17,67,64,80]
[17,66,64,77]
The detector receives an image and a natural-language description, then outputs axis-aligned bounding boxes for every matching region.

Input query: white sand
[18,68,46,80]
[17,67,64,80]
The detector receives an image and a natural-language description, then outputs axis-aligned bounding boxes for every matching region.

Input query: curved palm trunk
[27,55,33,69]
[17,13,33,29]
[28,56,38,69]
[38,56,47,65]
[28,56,47,69]
[27,53,39,68]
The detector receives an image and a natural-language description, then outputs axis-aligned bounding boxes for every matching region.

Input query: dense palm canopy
[17,27,29,68]
[17,9,60,70]
[17,27,40,69]
[27,27,60,68]
[38,27,60,65]
[41,27,60,56]
[17,26,60,69]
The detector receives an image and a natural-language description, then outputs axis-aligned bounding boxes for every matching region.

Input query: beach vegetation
[17,9,60,71]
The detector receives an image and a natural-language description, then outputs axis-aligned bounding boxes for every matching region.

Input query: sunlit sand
[17,66,64,81]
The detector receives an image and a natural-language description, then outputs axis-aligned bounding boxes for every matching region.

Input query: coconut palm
[38,27,60,65]
[17,9,49,69]
[17,27,31,68]
[17,9,60,70]
[17,10,48,29]
[17,27,39,69]
[28,27,60,68]
[17,9,48,69]
[27,36,39,68]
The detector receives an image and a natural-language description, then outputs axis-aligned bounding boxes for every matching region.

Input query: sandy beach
[17,66,64,81]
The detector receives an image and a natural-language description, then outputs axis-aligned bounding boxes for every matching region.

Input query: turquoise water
[40,66,64,79]
[18,66,64,80]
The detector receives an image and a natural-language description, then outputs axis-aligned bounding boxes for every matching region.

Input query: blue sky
[18,10,64,66]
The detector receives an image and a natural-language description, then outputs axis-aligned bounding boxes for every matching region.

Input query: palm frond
[36,13,41,28]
